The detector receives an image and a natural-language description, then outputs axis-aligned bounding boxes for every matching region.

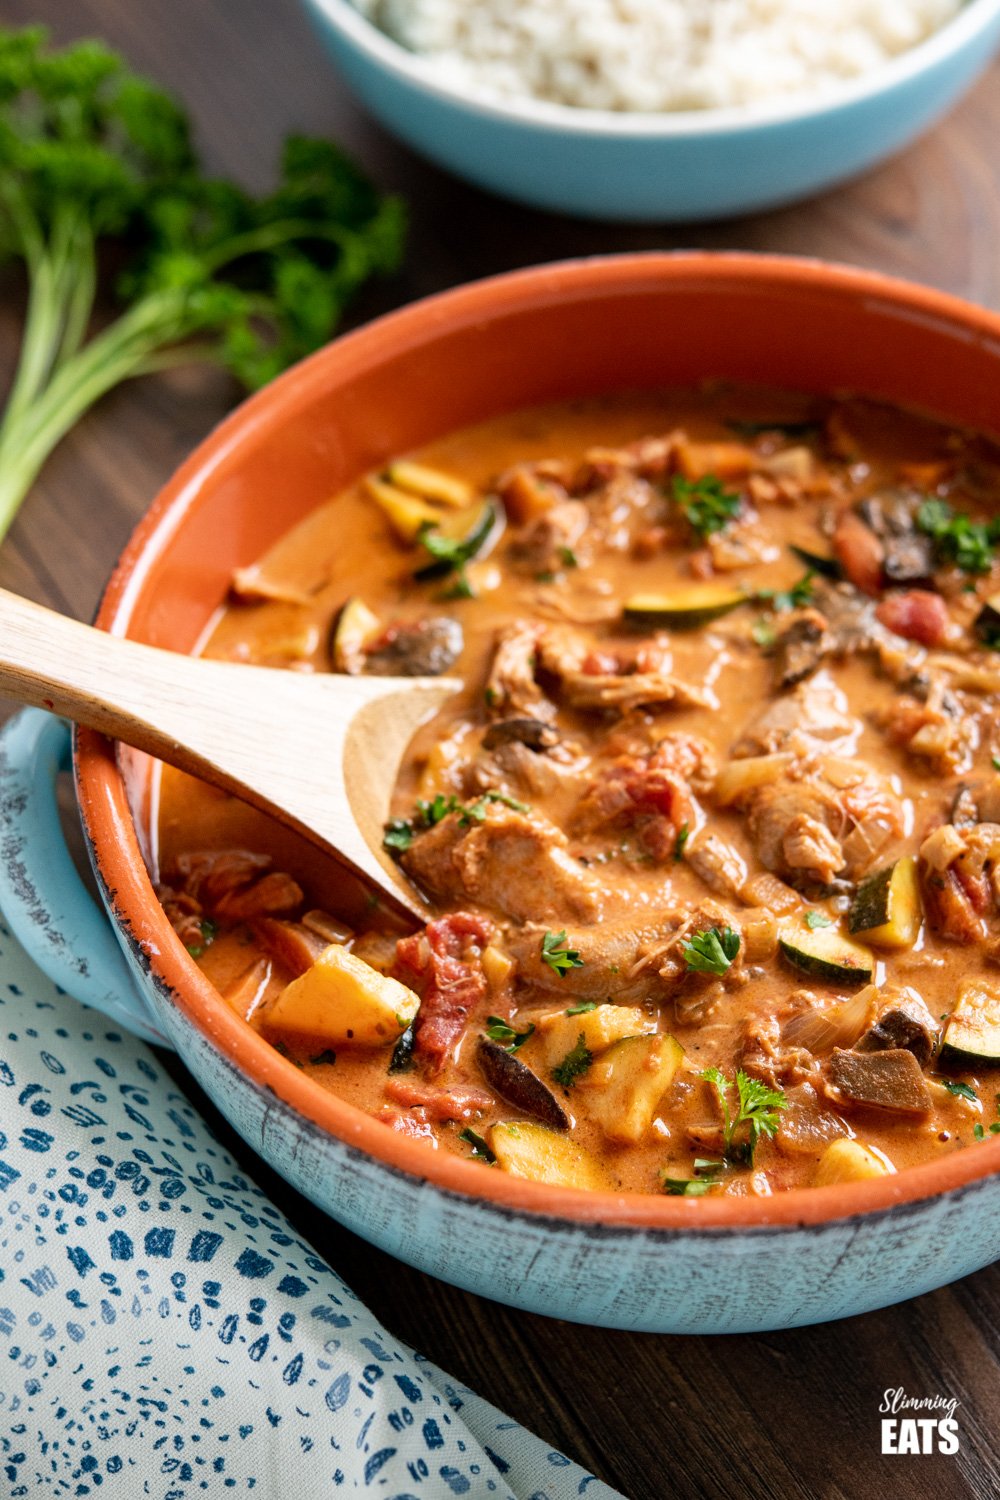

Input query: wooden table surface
[5,3,1000,1496]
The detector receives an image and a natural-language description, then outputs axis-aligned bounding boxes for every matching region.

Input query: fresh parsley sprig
[551,1033,592,1089]
[804,910,833,930]
[917,498,1000,575]
[661,1158,725,1197]
[682,926,740,977]
[383,789,528,852]
[459,1127,496,1164]
[185,918,217,959]
[671,473,741,540]
[755,570,816,613]
[0,27,405,540]
[700,1067,787,1167]
[541,930,585,978]
[460,790,528,824]
[485,1015,535,1053]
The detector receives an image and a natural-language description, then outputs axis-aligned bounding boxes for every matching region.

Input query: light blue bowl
[301,0,1000,221]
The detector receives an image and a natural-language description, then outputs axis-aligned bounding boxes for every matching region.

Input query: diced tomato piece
[919,863,986,943]
[392,912,492,1070]
[833,510,884,596]
[582,649,619,676]
[875,589,949,647]
[377,1107,438,1143]
[384,1078,493,1122]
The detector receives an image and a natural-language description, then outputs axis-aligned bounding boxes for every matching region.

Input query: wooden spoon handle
[0,588,446,919]
[0,586,261,765]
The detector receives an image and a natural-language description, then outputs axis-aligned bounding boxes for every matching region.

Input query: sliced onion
[782,983,877,1054]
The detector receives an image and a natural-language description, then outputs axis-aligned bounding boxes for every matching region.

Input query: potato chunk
[264,943,418,1047]
[813,1138,895,1186]
[489,1121,606,1190]
[535,1004,656,1070]
[580,1034,685,1144]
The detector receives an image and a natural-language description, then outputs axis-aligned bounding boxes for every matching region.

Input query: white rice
[352,0,964,112]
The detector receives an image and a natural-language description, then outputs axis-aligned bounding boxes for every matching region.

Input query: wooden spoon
[0,588,460,919]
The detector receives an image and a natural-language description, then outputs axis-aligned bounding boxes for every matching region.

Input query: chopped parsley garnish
[383,790,528,852]
[681,926,740,977]
[944,1081,977,1102]
[661,1158,724,1196]
[972,1092,1000,1140]
[485,1015,535,1052]
[382,818,416,852]
[541,930,585,978]
[551,1033,593,1089]
[388,1024,415,1074]
[460,790,529,824]
[417,522,482,573]
[804,910,833,930]
[419,793,463,825]
[917,498,1000,575]
[440,571,476,600]
[459,1127,496,1164]
[662,1177,717,1197]
[309,1049,337,1067]
[993,754,1000,771]
[186,918,217,959]
[674,824,690,861]
[559,546,579,570]
[756,570,816,613]
[565,1000,597,1016]
[671,473,741,540]
[700,1067,787,1167]
[751,617,777,650]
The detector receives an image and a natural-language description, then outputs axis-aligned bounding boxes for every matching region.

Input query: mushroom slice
[476,1036,569,1131]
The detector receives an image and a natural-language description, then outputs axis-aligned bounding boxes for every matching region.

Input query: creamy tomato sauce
[157,385,1000,1197]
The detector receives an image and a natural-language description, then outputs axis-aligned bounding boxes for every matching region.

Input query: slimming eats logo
[880,1388,960,1454]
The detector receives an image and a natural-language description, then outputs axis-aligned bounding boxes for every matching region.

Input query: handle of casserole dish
[0,709,170,1046]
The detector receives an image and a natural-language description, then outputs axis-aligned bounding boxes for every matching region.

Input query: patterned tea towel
[0,919,621,1498]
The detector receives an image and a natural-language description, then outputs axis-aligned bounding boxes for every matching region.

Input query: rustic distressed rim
[75,251,1000,1233]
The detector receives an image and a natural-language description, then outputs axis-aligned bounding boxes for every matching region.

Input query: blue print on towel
[0,920,620,1500]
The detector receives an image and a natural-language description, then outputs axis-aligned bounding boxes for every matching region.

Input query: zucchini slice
[386,460,472,509]
[623,584,746,630]
[974,593,1000,645]
[330,596,380,674]
[488,1121,606,1190]
[790,543,841,579]
[813,1138,894,1186]
[848,856,921,950]
[414,497,503,580]
[779,923,874,984]
[580,1034,685,1144]
[941,979,1000,1064]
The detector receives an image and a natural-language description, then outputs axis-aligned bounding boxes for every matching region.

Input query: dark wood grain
[4,3,1000,1496]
